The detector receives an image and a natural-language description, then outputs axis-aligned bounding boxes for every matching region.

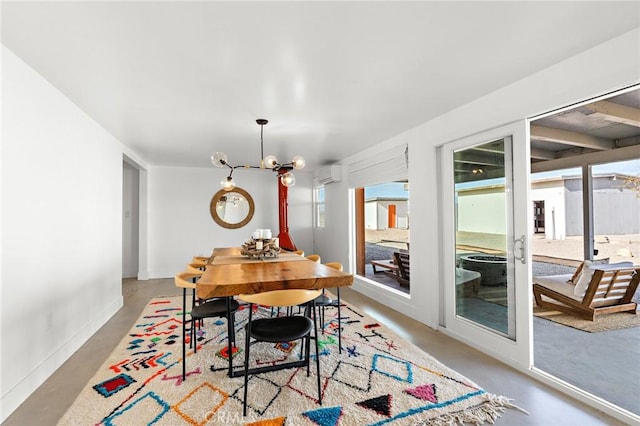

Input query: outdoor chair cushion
[574,261,634,297]
[569,258,610,284]
[533,275,581,301]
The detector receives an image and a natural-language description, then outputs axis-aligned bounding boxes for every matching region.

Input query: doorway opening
[533,201,545,234]
[122,158,140,279]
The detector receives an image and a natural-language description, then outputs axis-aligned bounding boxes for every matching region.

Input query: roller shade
[347,144,408,188]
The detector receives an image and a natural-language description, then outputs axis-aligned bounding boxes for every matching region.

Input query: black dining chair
[238,289,322,416]
[174,272,239,380]
[317,262,344,353]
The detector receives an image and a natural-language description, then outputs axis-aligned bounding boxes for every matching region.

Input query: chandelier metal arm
[211,118,304,191]
[219,159,233,170]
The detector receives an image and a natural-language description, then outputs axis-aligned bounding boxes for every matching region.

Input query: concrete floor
[3,278,624,426]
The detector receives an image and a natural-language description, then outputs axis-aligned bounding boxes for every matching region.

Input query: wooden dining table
[196,247,353,300]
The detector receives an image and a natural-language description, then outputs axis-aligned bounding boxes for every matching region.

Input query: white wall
[146,167,314,278]
[457,190,507,235]
[313,168,352,266]
[0,46,127,420]
[364,202,378,230]
[531,181,567,240]
[314,28,640,330]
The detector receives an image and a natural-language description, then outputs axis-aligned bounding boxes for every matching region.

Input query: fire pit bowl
[459,254,507,287]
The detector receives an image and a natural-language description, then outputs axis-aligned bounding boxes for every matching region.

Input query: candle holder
[241,238,281,259]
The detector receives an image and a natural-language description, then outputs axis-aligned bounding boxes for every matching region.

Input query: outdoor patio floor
[363,253,639,416]
[534,311,639,415]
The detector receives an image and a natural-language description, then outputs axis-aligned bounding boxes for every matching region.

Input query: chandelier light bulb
[263,155,278,169]
[292,155,306,170]
[221,176,235,191]
[211,152,228,168]
[210,120,304,189]
[280,172,296,187]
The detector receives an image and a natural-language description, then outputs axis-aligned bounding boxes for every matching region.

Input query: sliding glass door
[440,121,532,365]
[454,137,516,337]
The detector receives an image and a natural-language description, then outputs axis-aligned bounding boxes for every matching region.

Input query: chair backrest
[191,258,208,267]
[324,262,343,272]
[306,254,321,263]
[186,263,204,274]
[569,258,610,283]
[393,251,410,285]
[239,289,322,308]
[583,267,640,307]
[174,271,199,290]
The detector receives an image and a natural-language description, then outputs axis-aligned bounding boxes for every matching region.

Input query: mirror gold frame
[210,187,255,229]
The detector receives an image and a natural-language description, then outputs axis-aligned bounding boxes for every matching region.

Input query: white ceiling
[2,1,639,172]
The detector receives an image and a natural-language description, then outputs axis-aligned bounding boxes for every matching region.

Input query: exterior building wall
[531,181,568,240]
[376,203,388,229]
[459,174,638,239]
[456,188,506,234]
[365,202,378,229]
[365,199,409,230]
[563,178,584,236]
[532,175,639,238]
[593,176,639,234]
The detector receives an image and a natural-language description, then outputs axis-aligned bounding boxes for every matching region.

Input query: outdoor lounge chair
[393,250,410,288]
[533,264,640,321]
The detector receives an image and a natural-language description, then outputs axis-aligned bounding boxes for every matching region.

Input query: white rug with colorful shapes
[58,296,521,425]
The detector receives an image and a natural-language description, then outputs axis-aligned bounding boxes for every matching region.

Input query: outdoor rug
[533,306,640,333]
[59,296,521,425]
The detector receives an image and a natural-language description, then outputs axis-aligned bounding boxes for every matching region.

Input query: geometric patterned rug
[58,296,522,425]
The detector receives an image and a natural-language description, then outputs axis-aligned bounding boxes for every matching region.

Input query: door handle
[514,235,526,264]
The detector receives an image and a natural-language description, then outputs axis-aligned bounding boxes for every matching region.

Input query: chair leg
[305,303,313,376]
[182,288,187,381]
[192,316,198,354]
[337,288,342,354]
[243,304,254,417]
[226,297,234,378]
[192,288,202,330]
[305,334,311,376]
[312,300,322,404]
[299,304,309,361]
[188,290,197,352]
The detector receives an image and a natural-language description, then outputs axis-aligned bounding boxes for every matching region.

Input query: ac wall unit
[315,165,342,185]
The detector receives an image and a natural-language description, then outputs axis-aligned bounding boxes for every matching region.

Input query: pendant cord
[260,123,264,161]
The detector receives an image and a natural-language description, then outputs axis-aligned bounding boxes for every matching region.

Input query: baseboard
[0,295,123,423]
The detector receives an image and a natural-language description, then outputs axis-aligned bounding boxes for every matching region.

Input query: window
[357,181,410,293]
[314,186,325,228]
[346,143,409,292]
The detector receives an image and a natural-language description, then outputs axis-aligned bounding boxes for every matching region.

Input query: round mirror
[210,187,255,229]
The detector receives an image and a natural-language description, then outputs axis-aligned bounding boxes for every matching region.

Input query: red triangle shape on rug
[404,383,437,403]
[356,394,392,417]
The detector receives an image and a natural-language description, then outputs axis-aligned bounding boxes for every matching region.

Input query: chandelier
[211,119,305,191]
